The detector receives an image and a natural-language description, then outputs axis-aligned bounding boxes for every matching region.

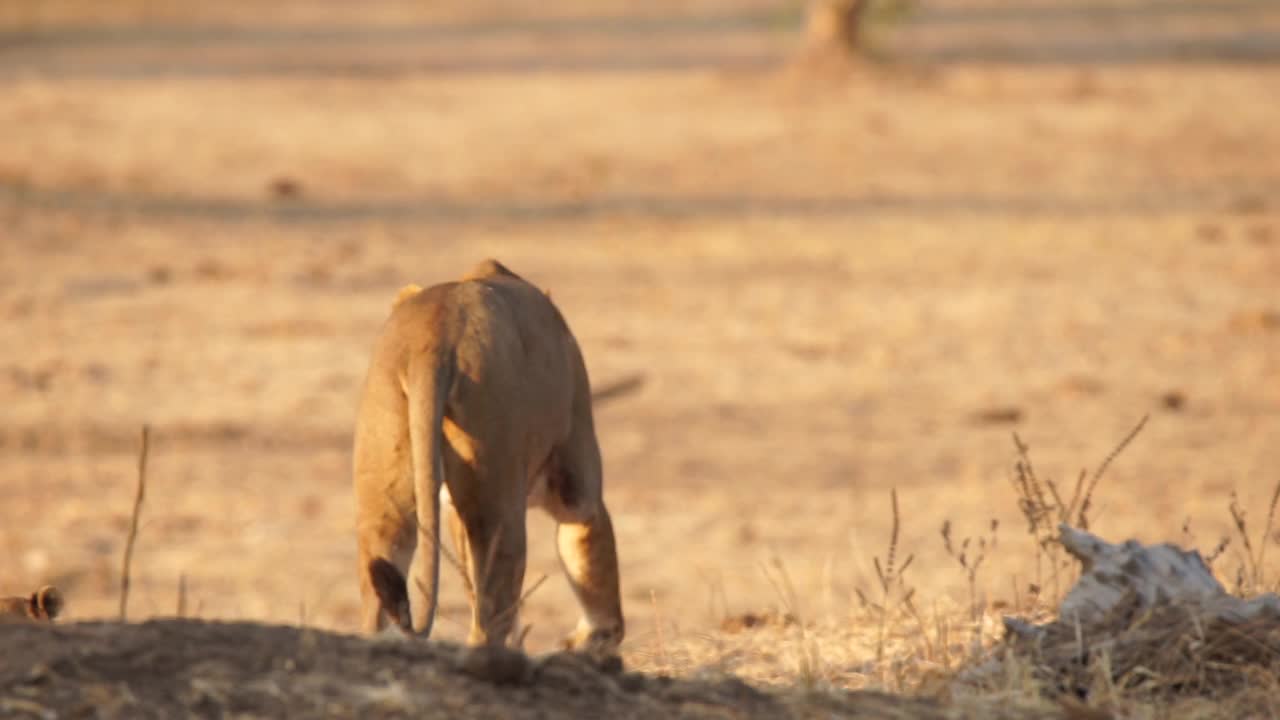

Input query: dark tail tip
[33,586,62,621]
[368,558,413,633]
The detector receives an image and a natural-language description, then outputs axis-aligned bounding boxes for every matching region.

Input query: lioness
[353,259,624,654]
[0,585,62,623]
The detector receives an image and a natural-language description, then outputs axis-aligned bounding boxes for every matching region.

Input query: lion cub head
[0,585,63,623]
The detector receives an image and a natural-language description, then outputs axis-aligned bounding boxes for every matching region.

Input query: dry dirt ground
[2,0,1279,715]
[0,619,976,720]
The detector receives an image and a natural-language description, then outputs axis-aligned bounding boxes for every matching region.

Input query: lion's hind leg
[536,470,624,655]
[554,502,625,654]
[456,499,528,649]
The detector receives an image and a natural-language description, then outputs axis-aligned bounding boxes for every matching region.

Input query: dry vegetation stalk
[940,518,998,623]
[855,488,915,667]
[1079,414,1148,525]
[1228,479,1280,594]
[118,424,149,622]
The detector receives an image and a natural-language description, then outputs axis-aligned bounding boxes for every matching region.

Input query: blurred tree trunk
[804,0,868,56]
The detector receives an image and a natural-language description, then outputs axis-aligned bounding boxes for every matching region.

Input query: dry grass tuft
[1010,415,1148,603]
[1001,594,1280,707]
[1227,479,1280,595]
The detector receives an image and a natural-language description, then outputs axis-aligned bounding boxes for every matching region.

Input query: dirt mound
[0,619,949,719]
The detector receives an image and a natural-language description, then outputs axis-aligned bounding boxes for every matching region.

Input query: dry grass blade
[491,572,549,638]
[1205,535,1231,565]
[763,556,798,617]
[176,573,187,618]
[1229,490,1255,588]
[650,589,669,673]
[439,537,474,606]
[760,556,825,688]
[1064,470,1087,530]
[1259,478,1280,589]
[885,488,901,587]
[118,424,150,622]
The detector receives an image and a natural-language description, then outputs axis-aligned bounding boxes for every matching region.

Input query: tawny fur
[0,585,63,623]
[353,258,624,654]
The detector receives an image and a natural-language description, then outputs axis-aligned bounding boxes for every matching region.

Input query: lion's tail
[369,344,455,637]
[408,345,455,638]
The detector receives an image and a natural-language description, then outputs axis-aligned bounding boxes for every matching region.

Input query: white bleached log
[999,524,1280,647]
[1054,524,1280,625]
